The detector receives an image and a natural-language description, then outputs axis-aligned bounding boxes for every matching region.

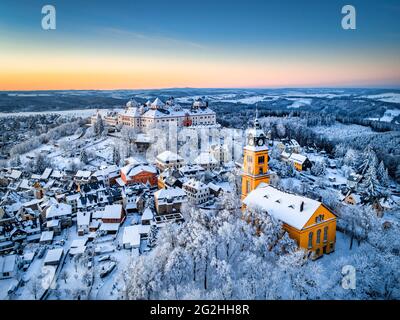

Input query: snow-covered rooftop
[183,178,208,190]
[194,152,218,165]
[102,204,122,220]
[46,203,72,219]
[121,164,157,178]
[142,207,154,221]
[289,153,308,164]
[40,168,53,180]
[75,170,92,178]
[157,150,184,163]
[243,183,322,230]
[154,187,186,201]
[40,231,54,242]
[0,254,17,274]
[77,211,91,226]
[122,225,141,247]
[44,248,63,264]
[9,170,22,180]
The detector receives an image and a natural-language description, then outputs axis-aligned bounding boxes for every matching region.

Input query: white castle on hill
[91,97,217,132]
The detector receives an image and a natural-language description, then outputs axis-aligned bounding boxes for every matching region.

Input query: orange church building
[241,112,337,259]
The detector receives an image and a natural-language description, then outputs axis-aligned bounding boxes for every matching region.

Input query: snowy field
[0,109,98,118]
[286,98,312,108]
[368,109,400,123]
[363,93,400,104]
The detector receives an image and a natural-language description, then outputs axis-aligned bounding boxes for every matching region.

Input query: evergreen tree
[285,162,296,177]
[34,154,50,174]
[112,146,121,165]
[396,164,400,183]
[334,143,347,158]
[377,161,389,187]
[343,148,358,168]
[80,149,88,164]
[359,145,378,175]
[148,225,158,248]
[360,165,381,203]
[94,114,104,136]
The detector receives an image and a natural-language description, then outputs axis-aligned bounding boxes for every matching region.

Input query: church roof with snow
[243,183,323,230]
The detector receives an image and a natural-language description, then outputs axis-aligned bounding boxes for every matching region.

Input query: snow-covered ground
[0,109,98,118]
[368,109,400,123]
[286,98,312,108]
[363,93,400,104]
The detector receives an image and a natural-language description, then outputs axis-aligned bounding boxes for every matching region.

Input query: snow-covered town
[1,0,400,304]
[0,93,399,300]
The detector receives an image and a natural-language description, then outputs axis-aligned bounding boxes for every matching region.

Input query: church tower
[241,110,270,200]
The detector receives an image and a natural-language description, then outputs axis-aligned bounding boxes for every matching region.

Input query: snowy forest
[123,190,399,300]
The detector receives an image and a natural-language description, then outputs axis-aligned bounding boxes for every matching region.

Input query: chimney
[300,201,304,212]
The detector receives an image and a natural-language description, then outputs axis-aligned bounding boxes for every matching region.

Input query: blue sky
[0,0,399,89]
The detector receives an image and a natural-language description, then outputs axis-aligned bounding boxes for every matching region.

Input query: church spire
[253,104,261,129]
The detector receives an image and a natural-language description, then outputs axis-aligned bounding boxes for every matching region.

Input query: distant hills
[1,88,399,124]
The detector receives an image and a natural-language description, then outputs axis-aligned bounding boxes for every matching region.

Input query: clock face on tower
[257,138,264,146]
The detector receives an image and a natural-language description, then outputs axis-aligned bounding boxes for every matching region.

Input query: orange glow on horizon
[1,50,399,90]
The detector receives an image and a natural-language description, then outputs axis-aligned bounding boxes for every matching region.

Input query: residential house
[156,151,184,171]
[157,168,185,189]
[77,211,91,235]
[183,178,211,205]
[102,204,124,224]
[154,187,187,214]
[45,203,72,229]
[287,153,312,171]
[44,248,64,266]
[194,152,218,171]
[0,255,17,279]
[347,173,363,190]
[120,163,157,186]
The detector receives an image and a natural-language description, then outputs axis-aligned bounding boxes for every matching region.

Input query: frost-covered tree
[334,143,347,158]
[310,161,326,176]
[359,145,378,175]
[276,122,286,138]
[343,148,358,169]
[360,165,382,203]
[60,270,69,284]
[122,186,305,300]
[93,114,104,136]
[121,126,137,142]
[28,274,42,300]
[34,153,51,174]
[396,164,400,183]
[377,161,389,187]
[336,204,378,249]
[80,149,88,164]
[112,146,121,166]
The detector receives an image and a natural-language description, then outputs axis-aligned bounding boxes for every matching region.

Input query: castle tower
[241,109,270,200]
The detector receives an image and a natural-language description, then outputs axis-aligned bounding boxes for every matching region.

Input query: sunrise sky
[0,0,400,90]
